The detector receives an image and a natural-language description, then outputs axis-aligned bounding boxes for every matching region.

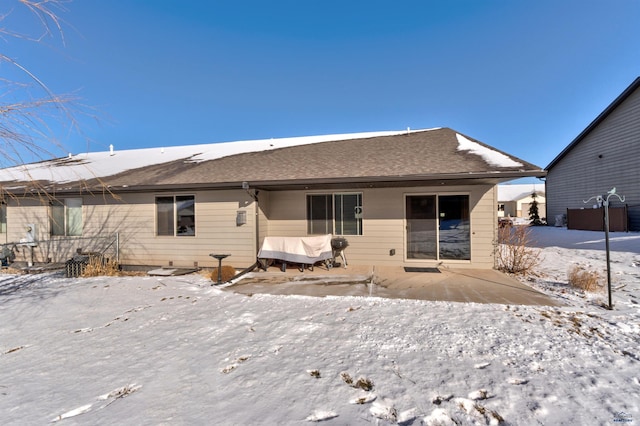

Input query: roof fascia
[35,170,546,196]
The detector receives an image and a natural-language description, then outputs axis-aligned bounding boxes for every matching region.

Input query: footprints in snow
[2,345,26,354]
[72,305,151,333]
[220,355,251,374]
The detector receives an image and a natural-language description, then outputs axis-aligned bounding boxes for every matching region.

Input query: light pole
[583,187,625,310]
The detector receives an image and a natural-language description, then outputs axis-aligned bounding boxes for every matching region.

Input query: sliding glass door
[406,195,437,259]
[438,195,470,260]
[405,194,470,261]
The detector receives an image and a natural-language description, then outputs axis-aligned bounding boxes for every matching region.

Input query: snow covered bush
[495,225,541,275]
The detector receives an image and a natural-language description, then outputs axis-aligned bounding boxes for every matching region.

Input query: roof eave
[39,170,546,194]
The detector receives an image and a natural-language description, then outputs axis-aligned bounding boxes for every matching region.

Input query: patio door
[405,194,471,261]
[438,195,470,260]
[406,195,437,259]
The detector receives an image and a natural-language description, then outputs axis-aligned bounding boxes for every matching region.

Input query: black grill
[331,237,349,250]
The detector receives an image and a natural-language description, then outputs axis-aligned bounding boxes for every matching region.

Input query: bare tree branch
[0,0,79,170]
[14,0,70,44]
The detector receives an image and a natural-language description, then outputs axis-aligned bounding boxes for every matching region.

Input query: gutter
[10,169,548,196]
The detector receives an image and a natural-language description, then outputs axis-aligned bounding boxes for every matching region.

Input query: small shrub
[82,256,120,277]
[568,266,602,292]
[211,265,237,283]
[496,225,541,275]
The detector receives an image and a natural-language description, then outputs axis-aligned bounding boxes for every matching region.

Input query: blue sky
[4,0,640,174]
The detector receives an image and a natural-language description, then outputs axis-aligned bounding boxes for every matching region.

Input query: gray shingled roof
[2,128,545,194]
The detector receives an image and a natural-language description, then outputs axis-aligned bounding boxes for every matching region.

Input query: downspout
[243,182,260,261]
[253,190,260,257]
[493,185,498,269]
[2,202,7,245]
[215,183,259,285]
[116,232,120,264]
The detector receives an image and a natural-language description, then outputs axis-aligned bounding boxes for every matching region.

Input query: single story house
[546,77,640,231]
[497,183,546,222]
[0,127,545,270]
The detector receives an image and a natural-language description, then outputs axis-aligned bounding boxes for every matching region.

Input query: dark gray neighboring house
[546,77,640,231]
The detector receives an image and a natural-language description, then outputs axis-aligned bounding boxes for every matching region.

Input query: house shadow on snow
[0,271,64,302]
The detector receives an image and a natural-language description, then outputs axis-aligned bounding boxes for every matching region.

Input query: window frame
[306,192,363,236]
[155,194,196,237]
[437,194,471,261]
[0,203,6,234]
[404,192,471,262]
[50,198,83,237]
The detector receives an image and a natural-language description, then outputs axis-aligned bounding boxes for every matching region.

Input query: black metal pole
[604,203,613,309]
[584,188,624,310]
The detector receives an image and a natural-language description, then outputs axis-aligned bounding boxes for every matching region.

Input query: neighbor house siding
[264,184,496,269]
[500,201,518,218]
[547,85,640,230]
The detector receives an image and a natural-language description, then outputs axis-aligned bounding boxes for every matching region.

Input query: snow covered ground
[0,227,638,425]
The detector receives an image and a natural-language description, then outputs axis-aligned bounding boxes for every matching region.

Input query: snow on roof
[0,129,431,184]
[455,133,523,168]
[498,183,545,201]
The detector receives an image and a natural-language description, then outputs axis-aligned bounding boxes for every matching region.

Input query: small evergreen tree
[528,191,542,226]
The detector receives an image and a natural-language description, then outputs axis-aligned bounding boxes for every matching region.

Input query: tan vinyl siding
[6,190,258,268]
[264,184,496,269]
[257,190,270,247]
[113,190,257,268]
[5,185,497,269]
[471,185,498,269]
[5,199,52,264]
[547,86,640,230]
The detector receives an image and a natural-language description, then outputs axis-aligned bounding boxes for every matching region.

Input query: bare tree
[1,0,77,169]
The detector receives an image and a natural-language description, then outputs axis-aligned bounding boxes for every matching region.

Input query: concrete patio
[226,264,561,306]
